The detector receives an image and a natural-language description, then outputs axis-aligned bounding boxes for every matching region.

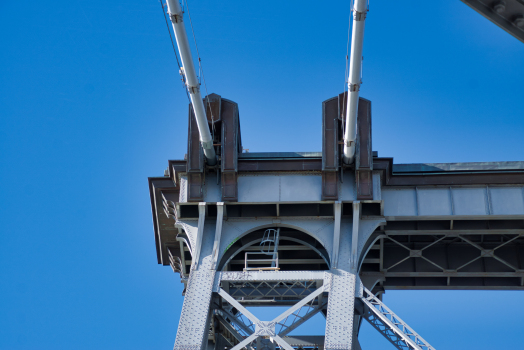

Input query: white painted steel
[237,174,322,203]
[215,218,335,267]
[362,287,436,350]
[271,286,324,323]
[280,175,322,201]
[489,187,524,214]
[189,173,377,203]
[203,178,221,202]
[382,186,524,218]
[278,300,327,336]
[350,201,360,271]
[343,0,368,164]
[332,202,342,269]
[243,253,279,271]
[166,0,216,164]
[173,270,216,350]
[219,288,260,323]
[220,308,255,336]
[417,188,453,216]
[192,203,206,269]
[272,335,295,350]
[451,187,489,215]
[217,270,326,283]
[324,272,357,350]
[281,336,326,348]
[230,334,257,350]
[218,286,324,350]
[339,172,357,200]
[216,314,249,342]
[210,203,224,270]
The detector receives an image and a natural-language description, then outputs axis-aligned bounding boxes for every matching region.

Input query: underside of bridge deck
[148,94,524,350]
[362,226,524,291]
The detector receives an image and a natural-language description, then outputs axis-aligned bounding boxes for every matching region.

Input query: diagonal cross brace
[230,334,258,350]
[216,314,253,346]
[363,310,414,350]
[271,286,325,324]
[219,289,259,324]
[278,300,327,336]
[220,307,255,336]
[360,288,436,350]
[218,286,325,350]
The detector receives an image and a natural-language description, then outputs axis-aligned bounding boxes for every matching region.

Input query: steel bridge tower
[148,93,524,350]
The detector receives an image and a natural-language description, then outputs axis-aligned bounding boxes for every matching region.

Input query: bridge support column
[174,269,216,350]
[325,204,384,350]
[351,315,363,350]
[174,202,225,350]
[324,270,357,350]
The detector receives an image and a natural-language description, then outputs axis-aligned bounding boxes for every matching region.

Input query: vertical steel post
[324,271,357,350]
[173,270,216,350]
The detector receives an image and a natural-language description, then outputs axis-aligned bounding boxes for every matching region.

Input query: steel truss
[227,281,319,303]
[215,284,326,350]
[362,233,524,289]
[215,277,437,350]
[384,234,522,274]
[360,287,435,350]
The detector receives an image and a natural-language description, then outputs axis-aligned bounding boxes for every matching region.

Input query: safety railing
[244,252,279,271]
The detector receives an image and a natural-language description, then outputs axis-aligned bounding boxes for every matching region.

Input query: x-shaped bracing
[218,285,325,350]
[384,234,523,274]
[228,281,318,301]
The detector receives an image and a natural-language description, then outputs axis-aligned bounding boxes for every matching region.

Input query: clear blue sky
[1,0,523,349]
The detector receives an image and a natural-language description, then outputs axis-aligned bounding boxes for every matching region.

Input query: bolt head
[514,16,524,28]
[493,3,505,14]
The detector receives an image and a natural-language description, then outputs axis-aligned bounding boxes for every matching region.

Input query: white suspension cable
[343,0,368,164]
[342,4,353,140]
[166,0,216,165]
[184,0,215,135]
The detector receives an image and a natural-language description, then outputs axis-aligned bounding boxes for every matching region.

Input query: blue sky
[1,0,523,349]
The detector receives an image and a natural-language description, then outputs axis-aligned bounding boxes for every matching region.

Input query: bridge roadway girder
[362,230,524,291]
[148,95,524,349]
[461,0,524,44]
[150,160,524,350]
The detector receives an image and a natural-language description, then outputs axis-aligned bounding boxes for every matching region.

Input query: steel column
[173,270,216,350]
[210,203,224,270]
[332,201,342,269]
[193,203,206,269]
[324,271,357,350]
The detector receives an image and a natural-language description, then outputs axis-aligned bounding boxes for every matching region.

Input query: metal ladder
[244,228,280,271]
[260,228,279,267]
[360,287,436,350]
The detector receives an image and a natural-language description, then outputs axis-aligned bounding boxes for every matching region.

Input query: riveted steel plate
[324,271,356,350]
[174,270,216,350]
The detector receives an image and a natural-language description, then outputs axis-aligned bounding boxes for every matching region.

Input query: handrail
[244,252,279,271]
